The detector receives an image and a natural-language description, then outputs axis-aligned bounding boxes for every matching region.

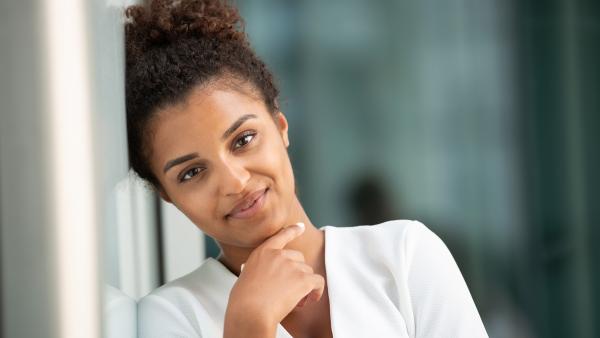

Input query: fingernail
[286,222,305,230]
[240,263,245,272]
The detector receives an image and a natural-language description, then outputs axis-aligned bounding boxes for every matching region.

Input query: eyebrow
[163,153,199,173]
[163,113,258,174]
[220,113,257,141]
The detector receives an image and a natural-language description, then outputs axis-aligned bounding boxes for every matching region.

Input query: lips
[226,188,268,218]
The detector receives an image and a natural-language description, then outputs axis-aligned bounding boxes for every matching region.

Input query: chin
[252,218,287,245]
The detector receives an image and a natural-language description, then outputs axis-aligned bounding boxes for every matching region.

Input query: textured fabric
[138,220,488,338]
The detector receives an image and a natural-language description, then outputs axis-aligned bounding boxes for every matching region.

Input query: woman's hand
[223,223,325,338]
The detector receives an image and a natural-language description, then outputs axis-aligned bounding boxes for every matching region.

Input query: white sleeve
[138,294,201,338]
[405,221,488,338]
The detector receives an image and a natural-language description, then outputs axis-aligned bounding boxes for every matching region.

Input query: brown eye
[232,130,257,150]
[179,167,204,183]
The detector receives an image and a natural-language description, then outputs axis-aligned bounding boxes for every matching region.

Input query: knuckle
[302,264,313,274]
[295,269,309,280]
[312,274,324,285]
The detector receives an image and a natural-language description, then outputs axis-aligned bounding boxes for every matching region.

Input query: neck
[217,196,326,277]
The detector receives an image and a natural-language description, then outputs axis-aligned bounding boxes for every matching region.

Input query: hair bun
[126,0,245,57]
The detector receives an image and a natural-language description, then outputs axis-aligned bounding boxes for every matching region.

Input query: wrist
[224,305,276,338]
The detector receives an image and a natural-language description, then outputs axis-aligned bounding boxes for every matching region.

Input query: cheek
[175,190,217,225]
[259,140,294,185]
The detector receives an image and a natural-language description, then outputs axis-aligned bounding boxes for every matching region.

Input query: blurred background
[239,0,599,337]
[0,0,598,337]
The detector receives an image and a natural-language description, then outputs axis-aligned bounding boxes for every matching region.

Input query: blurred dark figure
[346,173,400,225]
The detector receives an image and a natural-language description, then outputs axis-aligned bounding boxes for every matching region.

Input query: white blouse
[138,220,488,338]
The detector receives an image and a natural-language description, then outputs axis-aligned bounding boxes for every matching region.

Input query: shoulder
[139,264,204,303]
[324,219,441,255]
[138,262,204,313]
[324,219,452,278]
[326,219,434,237]
[104,285,136,338]
[138,259,226,338]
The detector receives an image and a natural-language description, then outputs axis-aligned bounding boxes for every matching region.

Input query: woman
[126,1,488,337]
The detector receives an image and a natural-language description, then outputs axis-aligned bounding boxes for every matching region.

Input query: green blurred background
[204,0,600,337]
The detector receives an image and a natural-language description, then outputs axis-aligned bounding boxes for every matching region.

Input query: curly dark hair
[125,0,280,188]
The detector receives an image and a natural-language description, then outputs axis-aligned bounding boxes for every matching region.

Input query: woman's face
[149,83,296,248]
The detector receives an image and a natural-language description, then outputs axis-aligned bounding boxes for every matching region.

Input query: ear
[275,112,290,148]
[157,186,172,204]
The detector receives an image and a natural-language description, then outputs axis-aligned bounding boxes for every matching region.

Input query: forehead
[149,86,271,166]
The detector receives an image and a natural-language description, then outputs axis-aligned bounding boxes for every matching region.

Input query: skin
[148,80,333,338]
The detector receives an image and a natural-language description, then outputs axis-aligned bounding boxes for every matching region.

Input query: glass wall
[0,1,155,337]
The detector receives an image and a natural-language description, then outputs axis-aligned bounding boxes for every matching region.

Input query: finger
[261,222,305,249]
[296,294,309,308]
[296,275,325,308]
[306,274,325,302]
[291,261,313,274]
[308,288,323,302]
[280,249,305,263]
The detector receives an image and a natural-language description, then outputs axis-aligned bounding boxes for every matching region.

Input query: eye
[232,130,257,150]
[178,167,204,183]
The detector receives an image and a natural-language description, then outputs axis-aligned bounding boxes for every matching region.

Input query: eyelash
[232,130,257,150]
[178,130,258,183]
[179,167,204,183]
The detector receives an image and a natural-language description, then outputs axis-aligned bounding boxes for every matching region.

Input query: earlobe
[276,112,290,148]
[158,187,172,204]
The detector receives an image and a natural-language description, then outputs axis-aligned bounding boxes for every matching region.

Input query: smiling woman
[148,84,299,249]
[126,0,488,337]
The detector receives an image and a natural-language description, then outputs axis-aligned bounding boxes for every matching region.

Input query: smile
[227,188,268,220]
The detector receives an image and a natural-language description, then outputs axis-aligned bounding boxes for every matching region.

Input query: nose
[217,159,251,196]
